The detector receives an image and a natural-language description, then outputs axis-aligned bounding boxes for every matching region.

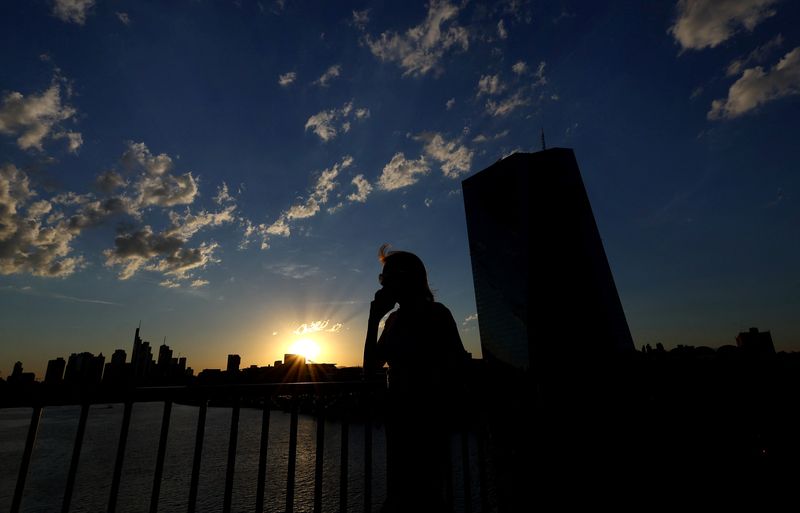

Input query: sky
[1,0,799,378]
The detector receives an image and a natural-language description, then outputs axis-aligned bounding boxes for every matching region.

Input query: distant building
[9,361,35,385]
[157,342,173,377]
[462,148,634,377]
[64,352,105,386]
[131,326,153,381]
[103,349,128,386]
[736,327,776,356]
[283,354,305,367]
[44,357,66,384]
[227,354,241,373]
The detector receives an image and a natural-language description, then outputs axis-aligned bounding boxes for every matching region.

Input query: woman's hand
[369,287,396,322]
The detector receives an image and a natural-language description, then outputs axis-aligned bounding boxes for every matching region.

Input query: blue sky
[1,0,799,377]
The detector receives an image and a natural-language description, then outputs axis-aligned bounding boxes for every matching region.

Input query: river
[0,403,480,512]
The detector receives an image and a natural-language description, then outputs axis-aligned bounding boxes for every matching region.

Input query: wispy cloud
[278,71,297,87]
[472,129,509,143]
[305,101,369,142]
[347,174,373,203]
[726,34,784,76]
[116,12,131,25]
[314,64,342,87]
[512,61,527,75]
[0,164,85,277]
[477,74,505,96]
[0,77,80,152]
[294,319,343,335]
[708,47,800,120]
[497,19,508,39]
[352,9,370,30]
[52,0,95,25]
[377,152,430,191]
[416,133,473,178]
[256,156,353,249]
[267,263,321,279]
[669,0,779,51]
[365,0,469,77]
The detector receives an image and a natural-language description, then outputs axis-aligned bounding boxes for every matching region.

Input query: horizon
[2,1,800,379]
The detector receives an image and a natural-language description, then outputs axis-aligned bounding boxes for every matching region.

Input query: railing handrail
[0,379,386,408]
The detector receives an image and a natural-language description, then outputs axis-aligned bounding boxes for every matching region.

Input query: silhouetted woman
[363,245,468,513]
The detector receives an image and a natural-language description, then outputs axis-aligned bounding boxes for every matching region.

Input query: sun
[287,337,321,362]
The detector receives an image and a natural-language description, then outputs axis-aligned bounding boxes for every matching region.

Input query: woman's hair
[378,244,434,302]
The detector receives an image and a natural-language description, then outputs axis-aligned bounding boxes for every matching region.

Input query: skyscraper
[462,148,633,378]
[462,148,637,510]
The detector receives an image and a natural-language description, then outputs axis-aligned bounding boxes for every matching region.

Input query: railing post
[108,401,133,513]
[339,401,349,513]
[149,400,172,513]
[313,399,325,513]
[255,398,271,513]
[62,402,90,513]
[10,405,42,513]
[222,398,240,513]
[461,431,472,513]
[285,398,299,513]
[187,399,208,513]
[364,395,373,513]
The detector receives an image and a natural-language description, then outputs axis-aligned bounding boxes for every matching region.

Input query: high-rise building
[64,352,105,385]
[462,148,634,377]
[736,327,776,356]
[462,148,637,510]
[226,354,241,373]
[44,357,66,384]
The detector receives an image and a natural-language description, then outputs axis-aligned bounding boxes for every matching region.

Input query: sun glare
[287,338,321,362]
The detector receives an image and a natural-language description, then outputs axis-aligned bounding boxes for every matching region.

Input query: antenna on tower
[163,336,167,345]
[540,128,546,151]
[138,320,142,330]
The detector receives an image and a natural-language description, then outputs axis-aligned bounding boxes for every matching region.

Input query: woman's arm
[363,288,395,379]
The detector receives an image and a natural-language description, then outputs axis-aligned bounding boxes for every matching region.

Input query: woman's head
[378,244,434,302]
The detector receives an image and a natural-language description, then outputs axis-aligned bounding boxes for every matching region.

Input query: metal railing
[4,381,489,513]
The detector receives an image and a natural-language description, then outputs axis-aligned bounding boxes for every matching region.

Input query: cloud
[95,170,127,194]
[267,263,321,279]
[352,9,370,30]
[477,74,505,96]
[669,0,779,51]
[347,174,373,203]
[472,129,509,143]
[305,100,369,142]
[0,164,85,277]
[417,133,473,177]
[314,65,342,87]
[424,198,433,207]
[0,81,79,151]
[462,313,478,326]
[377,152,431,191]
[103,226,220,280]
[534,61,547,85]
[512,61,527,75]
[726,33,784,76]
[708,47,800,119]
[497,19,508,39]
[294,319,343,335]
[190,279,209,288]
[278,72,297,87]
[52,0,95,25]
[446,97,456,110]
[164,204,236,240]
[486,90,529,116]
[122,141,199,208]
[258,156,353,248]
[116,12,131,25]
[366,0,469,77]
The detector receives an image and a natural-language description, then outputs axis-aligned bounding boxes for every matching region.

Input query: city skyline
[2,1,800,377]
